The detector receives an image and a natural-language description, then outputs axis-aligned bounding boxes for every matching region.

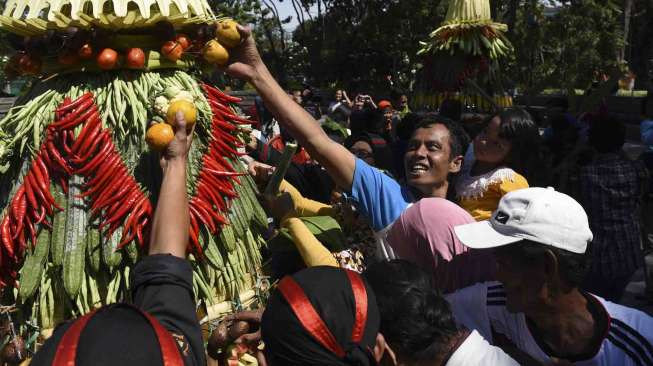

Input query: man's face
[350,140,375,166]
[383,109,394,122]
[335,90,343,101]
[493,246,547,313]
[403,124,461,197]
[399,95,408,108]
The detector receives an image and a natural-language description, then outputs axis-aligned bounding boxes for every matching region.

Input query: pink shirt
[386,198,496,292]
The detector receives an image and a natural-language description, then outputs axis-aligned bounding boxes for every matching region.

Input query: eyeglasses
[350,149,373,160]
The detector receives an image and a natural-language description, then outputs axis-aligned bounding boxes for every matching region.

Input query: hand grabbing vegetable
[266,192,295,223]
[247,160,274,186]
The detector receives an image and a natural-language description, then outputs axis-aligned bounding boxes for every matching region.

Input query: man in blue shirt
[229,27,469,259]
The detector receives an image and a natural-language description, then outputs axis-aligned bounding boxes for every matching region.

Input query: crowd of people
[30,25,653,366]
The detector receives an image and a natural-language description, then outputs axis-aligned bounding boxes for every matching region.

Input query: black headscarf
[261,266,380,366]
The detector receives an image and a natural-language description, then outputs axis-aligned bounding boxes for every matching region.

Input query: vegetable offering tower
[415,0,514,110]
[0,0,268,356]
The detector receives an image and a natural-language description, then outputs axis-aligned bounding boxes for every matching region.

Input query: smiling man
[222,26,469,259]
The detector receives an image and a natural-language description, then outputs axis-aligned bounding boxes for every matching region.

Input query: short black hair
[363,260,458,363]
[498,240,590,289]
[412,113,470,161]
[588,114,626,153]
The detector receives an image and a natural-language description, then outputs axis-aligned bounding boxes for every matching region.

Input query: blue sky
[273,0,317,31]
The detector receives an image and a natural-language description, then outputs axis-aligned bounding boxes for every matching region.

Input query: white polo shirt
[446,330,519,366]
[446,282,653,366]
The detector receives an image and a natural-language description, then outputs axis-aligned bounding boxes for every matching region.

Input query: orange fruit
[202,40,229,66]
[146,123,175,151]
[166,99,197,128]
[215,19,241,48]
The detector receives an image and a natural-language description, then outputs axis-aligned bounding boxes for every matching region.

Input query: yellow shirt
[456,167,529,221]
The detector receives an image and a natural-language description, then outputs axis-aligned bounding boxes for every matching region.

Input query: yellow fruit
[166,99,197,128]
[146,123,175,151]
[215,19,241,48]
[202,40,229,66]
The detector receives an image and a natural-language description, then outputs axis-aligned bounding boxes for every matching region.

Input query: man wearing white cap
[448,187,653,366]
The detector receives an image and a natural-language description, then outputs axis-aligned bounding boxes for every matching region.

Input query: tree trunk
[620,0,633,62]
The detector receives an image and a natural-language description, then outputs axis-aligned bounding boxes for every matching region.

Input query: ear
[543,249,563,292]
[448,155,464,174]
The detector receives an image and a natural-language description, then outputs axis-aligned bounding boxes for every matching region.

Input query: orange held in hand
[202,40,229,66]
[166,99,197,128]
[215,19,241,48]
[146,123,175,151]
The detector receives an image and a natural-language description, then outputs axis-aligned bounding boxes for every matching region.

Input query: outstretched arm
[224,27,356,191]
[149,112,193,258]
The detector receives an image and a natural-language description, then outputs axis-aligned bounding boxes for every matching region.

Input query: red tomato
[175,34,191,50]
[18,54,42,75]
[58,50,80,66]
[161,41,183,62]
[78,43,94,59]
[97,48,118,70]
[125,48,145,69]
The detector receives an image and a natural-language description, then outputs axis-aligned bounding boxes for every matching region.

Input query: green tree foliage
[504,0,625,94]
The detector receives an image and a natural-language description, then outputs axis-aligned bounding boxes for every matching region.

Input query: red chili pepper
[117,229,136,249]
[85,153,122,188]
[221,111,254,125]
[117,198,146,246]
[23,173,39,210]
[60,131,74,156]
[211,117,238,132]
[208,99,234,114]
[55,92,92,114]
[47,140,72,175]
[75,131,110,164]
[136,216,150,247]
[76,118,103,156]
[210,138,242,157]
[200,182,227,208]
[103,199,124,223]
[92,182,135,214]
[48,98,95,130]
[190,201,216,233]
[71,113,101,153]
[56,97,72,120]
[75,141,112,175]
[1,216,15,259]
[80,167,127,202]
[39,145,54,169]
[194,198,226,225]
[203,84,242,103]
[10,188,26,240]
[29,176,53,217]
[35,156,50,185]
[101,191,140,230]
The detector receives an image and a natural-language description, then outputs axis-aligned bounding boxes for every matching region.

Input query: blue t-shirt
[349,158,413,231]
[640,119,653,151]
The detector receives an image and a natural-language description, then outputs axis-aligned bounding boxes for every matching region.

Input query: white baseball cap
[454,187,593,254]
